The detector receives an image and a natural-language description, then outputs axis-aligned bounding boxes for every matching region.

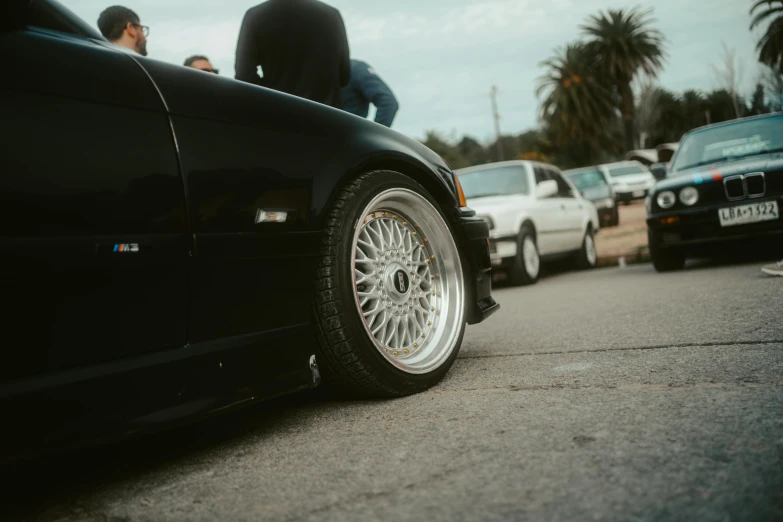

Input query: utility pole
[490,85,504,161]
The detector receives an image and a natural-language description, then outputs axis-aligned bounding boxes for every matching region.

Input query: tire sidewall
[648,228,686,272]
[510,227,539,285]
[332,171,466,389]
[579,227,597,269]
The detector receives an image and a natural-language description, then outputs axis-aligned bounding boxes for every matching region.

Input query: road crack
[435,381,783,394]
[458,339,783,360]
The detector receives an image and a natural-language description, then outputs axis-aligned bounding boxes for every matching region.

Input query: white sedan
[456,160,600,285]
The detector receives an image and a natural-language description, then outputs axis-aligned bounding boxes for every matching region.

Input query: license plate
[632,190,645,197]
[719,201,779,227]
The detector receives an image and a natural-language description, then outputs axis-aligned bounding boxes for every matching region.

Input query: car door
[548,168,586,250]
[0,14,189,383]
[531,166,565,254]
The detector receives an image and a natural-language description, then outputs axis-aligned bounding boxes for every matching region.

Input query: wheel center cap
[385,264,411,303]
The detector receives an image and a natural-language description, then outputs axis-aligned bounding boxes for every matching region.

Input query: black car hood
[659,153,783,190]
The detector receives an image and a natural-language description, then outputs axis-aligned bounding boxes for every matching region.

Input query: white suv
[599,160,656,204]
[456,161,600,285]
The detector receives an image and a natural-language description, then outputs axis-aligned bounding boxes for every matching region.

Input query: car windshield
[670,115,783,174]
[565,169,606,190]
[608,165,647,177]
[458,166,529,198]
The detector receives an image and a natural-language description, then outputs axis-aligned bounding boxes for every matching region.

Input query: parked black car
[564,167,619,227]
[646,113,783,271]
[0,0,498,454]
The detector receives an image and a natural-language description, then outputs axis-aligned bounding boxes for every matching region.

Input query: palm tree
[536,42,615,155]
[750,1,783,72]
[581,7,666,152]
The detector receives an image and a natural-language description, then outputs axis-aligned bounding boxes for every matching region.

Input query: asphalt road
[5,256,783,522]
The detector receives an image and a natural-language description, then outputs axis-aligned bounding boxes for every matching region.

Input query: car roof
[598,160,647,169]
[455,160,528,175]
[455,160,559,175]
[563,166,601,175]
[681,112,783,139]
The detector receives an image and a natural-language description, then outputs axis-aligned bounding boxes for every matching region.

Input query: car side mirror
[536,179,558,199]
[0,0,28,33]
[650,163,668,181]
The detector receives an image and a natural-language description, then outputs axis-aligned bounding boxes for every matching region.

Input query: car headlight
[679,186,699,206]
[477,214,495,230]
[594,198,615,209]
[656,190,676,209]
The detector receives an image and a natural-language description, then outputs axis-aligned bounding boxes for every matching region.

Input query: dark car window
[608,165,647,177]
[533,166,550,184]
[670,115,783,174]
[458,166,530,199]
[549,170,575,198]
[566,169,606,191]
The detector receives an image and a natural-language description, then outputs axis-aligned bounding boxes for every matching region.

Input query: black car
[564,167,619,227]
[646,113,783,271]
[0,0,498,453]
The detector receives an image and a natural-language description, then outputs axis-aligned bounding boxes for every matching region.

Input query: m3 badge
[113,243,140,252]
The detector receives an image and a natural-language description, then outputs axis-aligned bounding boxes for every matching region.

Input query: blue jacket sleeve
[353,64,399,127]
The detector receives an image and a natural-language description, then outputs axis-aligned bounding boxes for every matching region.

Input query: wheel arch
[517,215,537,240]
[316,151,463,232]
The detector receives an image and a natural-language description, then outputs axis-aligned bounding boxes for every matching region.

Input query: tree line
[423,1,783,171]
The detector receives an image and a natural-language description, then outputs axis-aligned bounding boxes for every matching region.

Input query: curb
[597,245,650,267]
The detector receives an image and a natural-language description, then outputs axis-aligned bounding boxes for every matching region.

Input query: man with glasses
[184,55,219,74]
[97,6,148,56]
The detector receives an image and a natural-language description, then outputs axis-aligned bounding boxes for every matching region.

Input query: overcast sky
[63,0,761,142]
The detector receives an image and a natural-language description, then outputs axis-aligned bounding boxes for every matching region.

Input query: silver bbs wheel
[351,188,464,375]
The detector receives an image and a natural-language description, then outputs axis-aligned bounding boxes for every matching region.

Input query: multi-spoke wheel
[313,170,467,397]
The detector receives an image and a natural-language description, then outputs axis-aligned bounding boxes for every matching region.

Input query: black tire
[508,226,539,286]
[612,207,620,227]
[574,226,597,270]
[312,170,466,398]
[648,229,686,272]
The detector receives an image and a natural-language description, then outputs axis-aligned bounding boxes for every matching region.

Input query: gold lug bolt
[403,349,409,355]
[392,215,398,220]
[413,343,419,348]
[402,221,408,226]
[392,351,399,357]
[427,322,432,326]
[412,232,417,236]
[430,255,436,260]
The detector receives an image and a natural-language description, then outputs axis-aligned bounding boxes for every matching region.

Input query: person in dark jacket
[341,60,399,128]
[234,0,350,108]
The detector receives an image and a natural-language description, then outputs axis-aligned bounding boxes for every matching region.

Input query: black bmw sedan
[0,0,498,453]
[646,113,783,271]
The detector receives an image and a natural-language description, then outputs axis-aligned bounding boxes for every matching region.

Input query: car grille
[724,172,767,201]
[724,176,745,200]
[746,173,765,198]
